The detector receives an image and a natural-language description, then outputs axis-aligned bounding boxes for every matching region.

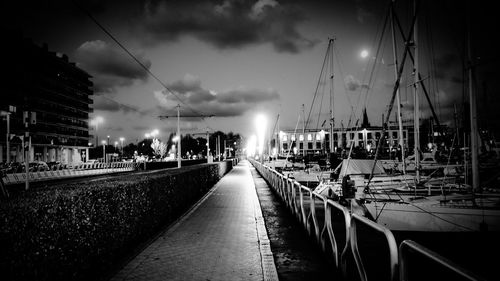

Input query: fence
[2,162,139,185]
[250,159,484,281]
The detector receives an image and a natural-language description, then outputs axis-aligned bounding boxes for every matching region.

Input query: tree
[151,139,168,158]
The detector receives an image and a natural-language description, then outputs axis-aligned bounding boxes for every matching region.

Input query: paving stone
[111,160,277,281]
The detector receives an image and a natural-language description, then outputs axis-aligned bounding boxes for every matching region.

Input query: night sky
[2,0,498,144]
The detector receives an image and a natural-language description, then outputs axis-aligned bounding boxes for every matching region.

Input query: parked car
[47,161,62,170]
[29,161,50,172]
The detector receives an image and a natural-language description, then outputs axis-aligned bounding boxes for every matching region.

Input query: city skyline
[2,0,498,144]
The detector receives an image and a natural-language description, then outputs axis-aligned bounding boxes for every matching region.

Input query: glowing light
[90,116,104,126]
[246,135,257,157]
[255,114,267,155]
[360,49,369,59]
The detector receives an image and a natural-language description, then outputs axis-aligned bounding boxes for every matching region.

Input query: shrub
[0,161,233,281]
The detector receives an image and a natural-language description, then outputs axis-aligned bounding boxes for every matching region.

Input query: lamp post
[101,140,106,163]
[255,114,267,162]
[176,105,181,168]
[119,137,125,154]
[90,116,103,147]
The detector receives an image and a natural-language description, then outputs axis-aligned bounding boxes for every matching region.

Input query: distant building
[0,31,93,164]
[277,126,409,157]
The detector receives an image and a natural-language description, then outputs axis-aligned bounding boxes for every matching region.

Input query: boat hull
[364,200,500,232]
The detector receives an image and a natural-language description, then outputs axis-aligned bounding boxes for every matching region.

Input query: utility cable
[72,0,209,120]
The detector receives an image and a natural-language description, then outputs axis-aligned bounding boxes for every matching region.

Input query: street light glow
[255,114,267,155]
[246,135,257,157]
[360,49,369,59]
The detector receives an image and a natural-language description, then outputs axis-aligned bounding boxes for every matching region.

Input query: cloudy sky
[2,0,498,144]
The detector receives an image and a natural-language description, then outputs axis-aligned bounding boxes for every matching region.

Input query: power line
[72,0,208,119]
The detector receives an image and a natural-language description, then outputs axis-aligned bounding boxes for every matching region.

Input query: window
[358,141,363,147]
[307,134,312,141]
[283,143,288,150]
[333,133,338,140]
[375,132,381,139]
[291,134,296,141]
[308,143,313,149]
[299,143,304,149]
[316,142,321,149]
[299,134,304,141]
[316,134,321,141]
[350,133,355,140]
[358,133,363,140]
[282,135,287,141]
[367,132,372,139]
[392,131,398,139]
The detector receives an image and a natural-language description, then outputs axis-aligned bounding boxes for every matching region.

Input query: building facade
[0,31,93,164]
[278,126,409,157]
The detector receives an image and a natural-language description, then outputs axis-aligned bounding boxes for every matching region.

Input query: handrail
[399,240,485,281]
[350,213,399,281]
[247,159,482,281]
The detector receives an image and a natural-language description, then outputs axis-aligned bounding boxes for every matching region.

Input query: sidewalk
[111,160,278,281]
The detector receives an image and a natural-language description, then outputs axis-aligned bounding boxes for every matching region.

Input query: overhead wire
[72,0,212,122]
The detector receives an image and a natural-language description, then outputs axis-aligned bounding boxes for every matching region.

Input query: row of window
[281,130,407,142]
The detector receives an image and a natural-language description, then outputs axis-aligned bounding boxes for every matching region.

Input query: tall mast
[302,104,305,156]
[390,0,406,173]
[329,37,335,154]
[467,8,480,192]
[413,0,420,182]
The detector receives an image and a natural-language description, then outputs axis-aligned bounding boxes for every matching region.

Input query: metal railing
[399,240,485,281]
[250,159,479,281]
[2,162,139,185]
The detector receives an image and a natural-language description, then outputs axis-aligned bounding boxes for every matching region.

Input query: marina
[2,0,499,280]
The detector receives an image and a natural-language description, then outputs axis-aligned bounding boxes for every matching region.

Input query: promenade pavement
[111,160,278,281]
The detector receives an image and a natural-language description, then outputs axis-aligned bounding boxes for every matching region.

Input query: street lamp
[119,137,125,154]
[107,135,110,146]
[255,114,267,159]
[90,116,104,147]
[101,140,106,163]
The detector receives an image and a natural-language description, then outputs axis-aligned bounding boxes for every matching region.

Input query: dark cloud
[75,40,151,93]
[93,95,144,114]
[154,74,280,117]
[139,0,317,53]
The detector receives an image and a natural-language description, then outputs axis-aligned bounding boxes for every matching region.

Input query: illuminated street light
[119,137,125,154]
[90,116,104,146]
[255,114,267,157]
[151,129,159,137]
[101,140,107,163]
[145,133,151,139]
[246,135,257,158]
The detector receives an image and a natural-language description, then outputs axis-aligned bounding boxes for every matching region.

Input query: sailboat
[358,0,500,233]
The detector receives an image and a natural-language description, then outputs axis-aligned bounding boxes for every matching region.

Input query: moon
[360,50,369,58]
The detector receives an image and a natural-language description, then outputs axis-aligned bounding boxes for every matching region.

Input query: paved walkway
[111,160,278,281]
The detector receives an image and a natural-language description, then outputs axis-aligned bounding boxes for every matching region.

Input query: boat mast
[467,10,480,192]
[412,0,420,183]
[390,0,406,174]
[329,37,335,154]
